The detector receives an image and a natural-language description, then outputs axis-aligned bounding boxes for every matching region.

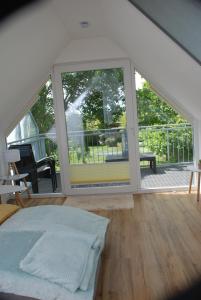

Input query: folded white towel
[80,245,100,291]
[19,227,101,293]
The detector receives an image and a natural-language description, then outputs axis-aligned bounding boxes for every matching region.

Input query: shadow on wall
[0,0,43,24]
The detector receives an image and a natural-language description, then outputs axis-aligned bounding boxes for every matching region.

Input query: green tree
[31,82,55,133]
[31,81,56,158]
[137,82,186,126]
[137,81,192,163]
[31,69,125,132]
[62,68,125,129]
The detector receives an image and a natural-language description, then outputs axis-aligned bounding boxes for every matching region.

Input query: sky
[135,72,146,90]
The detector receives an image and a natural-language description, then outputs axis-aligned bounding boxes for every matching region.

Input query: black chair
[9,144,57,193]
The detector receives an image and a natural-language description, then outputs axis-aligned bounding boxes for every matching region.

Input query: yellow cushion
[0,204,20,225]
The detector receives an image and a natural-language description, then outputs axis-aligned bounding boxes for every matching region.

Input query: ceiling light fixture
[80,21,90,28]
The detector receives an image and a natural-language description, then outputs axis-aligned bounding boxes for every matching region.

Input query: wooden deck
[24,191,201,300]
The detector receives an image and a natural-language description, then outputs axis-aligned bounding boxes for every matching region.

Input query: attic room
[0,0,201,299]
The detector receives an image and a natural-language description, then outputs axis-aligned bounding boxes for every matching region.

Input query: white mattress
[0,205,109,300]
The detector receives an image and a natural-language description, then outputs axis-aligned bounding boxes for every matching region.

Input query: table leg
[153,157,156,173]
[22,178,31,199]
[188,172,193,194]
[197,172,201,202]
[150,158,156,173]
[15,192,25,208]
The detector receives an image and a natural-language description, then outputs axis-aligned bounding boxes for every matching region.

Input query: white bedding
[20,228,100,292]
[1,205,108,246]
[0,205,110,300]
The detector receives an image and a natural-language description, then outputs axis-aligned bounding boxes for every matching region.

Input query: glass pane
[135,71,194,189]
[61,68,131,188]
[7,79,61,194]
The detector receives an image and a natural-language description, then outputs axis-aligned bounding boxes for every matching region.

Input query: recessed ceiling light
[80,21,90,28]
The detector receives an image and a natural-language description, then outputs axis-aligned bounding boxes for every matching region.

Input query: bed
[0,204,110,300]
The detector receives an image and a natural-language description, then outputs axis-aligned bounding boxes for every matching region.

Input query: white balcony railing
[7,124,193,166]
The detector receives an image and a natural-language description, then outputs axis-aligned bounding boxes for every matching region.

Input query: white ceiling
[51,0,107,39]
[0,0,201,135]
[0,1,68,133]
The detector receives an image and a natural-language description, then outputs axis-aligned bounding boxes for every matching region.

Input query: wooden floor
[24,192,201,300]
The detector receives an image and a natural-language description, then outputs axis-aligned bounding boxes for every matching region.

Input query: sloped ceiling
[0,1,69,133]
[129,0,201,65]
[0,0,201,135]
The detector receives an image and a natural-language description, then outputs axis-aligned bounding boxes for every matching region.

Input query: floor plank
[24,191,201,300]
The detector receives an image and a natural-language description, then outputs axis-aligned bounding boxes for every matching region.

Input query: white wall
[55,37,128,64]
[0,1,69,135]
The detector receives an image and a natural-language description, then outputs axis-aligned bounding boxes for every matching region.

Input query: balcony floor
[141,163,193,189]
[35,163,193,194]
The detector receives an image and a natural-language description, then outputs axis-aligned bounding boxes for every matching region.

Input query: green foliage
[139,126,193,163]
[105,133,122,147]
[136,81,193,164]
[62,68,125,129]
[29,72,193,166]
[30,81,57,159]
[81,90,105,128]
[31,81,55,133]
[137,82,186,126]
[31,69,125,134]
[120,112,126,128]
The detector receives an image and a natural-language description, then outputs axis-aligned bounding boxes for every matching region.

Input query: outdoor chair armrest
[36,157,55,168]
[36,157,57,192]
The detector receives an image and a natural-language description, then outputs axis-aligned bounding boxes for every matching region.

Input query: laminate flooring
[24,191,201,300]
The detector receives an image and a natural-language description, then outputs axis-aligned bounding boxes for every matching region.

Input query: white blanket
[1,205,109,248]
[20,228,101,292]
[0,205,110,300]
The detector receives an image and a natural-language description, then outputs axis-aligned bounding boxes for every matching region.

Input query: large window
[61,68,131,188]
[135,71,194,189]
[7,79,61,194]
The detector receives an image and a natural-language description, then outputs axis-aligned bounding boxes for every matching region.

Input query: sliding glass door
[53,60,138,194]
